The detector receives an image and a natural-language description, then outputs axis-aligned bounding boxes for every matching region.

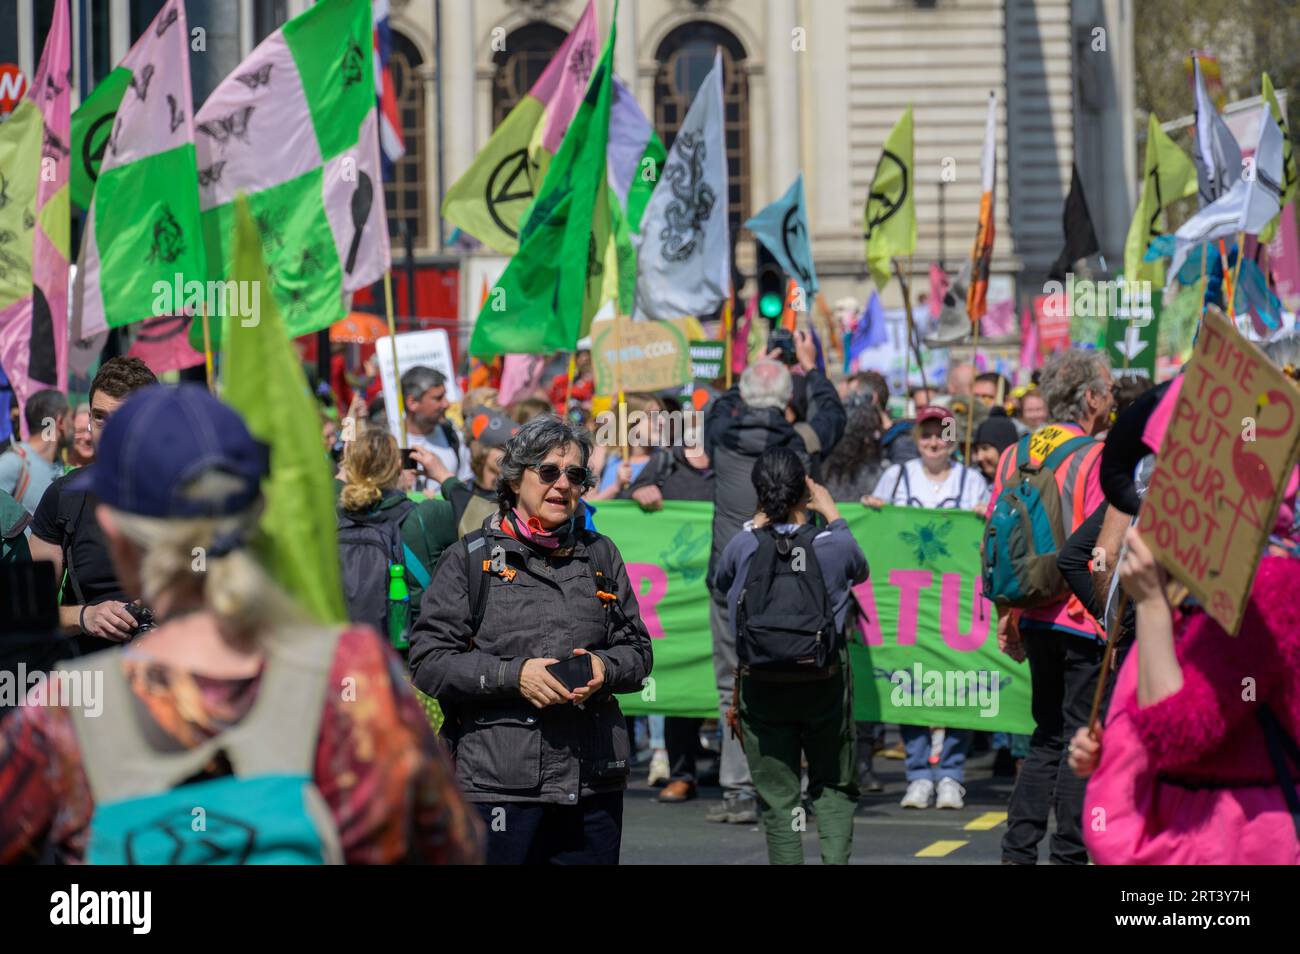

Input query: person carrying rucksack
[0,385,483,864]
[408,415,653,865]
[713,448,868,865]
[981,348,1114,865]
[337,428,459,653]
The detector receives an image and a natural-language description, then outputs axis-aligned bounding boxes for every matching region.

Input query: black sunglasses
[532,463,590,486]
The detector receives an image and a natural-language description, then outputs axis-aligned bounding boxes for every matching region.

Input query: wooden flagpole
[964,317,981,464]
[383,271,407,447]
[723,294,734,390]
[201,302,215,393]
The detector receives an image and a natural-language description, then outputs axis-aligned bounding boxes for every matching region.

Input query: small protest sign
[688,340,725,383]
[592,314,691,395]
[1136,308,1300,633]
[375,330,462,445]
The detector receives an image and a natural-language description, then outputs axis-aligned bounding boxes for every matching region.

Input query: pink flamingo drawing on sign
[1213,388,1296,579]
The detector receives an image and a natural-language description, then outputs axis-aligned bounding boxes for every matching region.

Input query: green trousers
[739,653,859,865]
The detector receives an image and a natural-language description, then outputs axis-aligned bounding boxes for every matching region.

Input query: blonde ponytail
[341,427,401,512]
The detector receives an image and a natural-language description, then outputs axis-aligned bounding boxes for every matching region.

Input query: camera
[768,327,798,366]
[124,602,157,637]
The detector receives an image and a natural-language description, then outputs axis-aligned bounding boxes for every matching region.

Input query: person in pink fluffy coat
[1068,520,1300,864]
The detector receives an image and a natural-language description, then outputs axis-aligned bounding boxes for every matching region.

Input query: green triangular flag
[220,195,346,623]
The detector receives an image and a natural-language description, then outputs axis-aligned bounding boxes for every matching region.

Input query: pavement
[621,740,1024,864]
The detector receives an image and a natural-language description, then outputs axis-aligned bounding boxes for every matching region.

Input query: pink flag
[127,314,205,375]
[535,0,599,153]
[1018,305,1040,376]
[499,353,548,406]
[732,294,757,376]
[982,298,1017,337]
[0,0,71,435]
[928,263,948,319]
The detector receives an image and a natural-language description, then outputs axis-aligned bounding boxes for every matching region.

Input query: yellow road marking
[965,811,1007,831]
[915,840,968,858]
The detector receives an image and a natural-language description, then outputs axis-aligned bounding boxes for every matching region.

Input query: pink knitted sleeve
[1132,557,1300,772]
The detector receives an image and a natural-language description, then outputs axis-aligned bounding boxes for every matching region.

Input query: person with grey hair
[701,328,846,824]
[0,389,72,514]
[409,415,653,864]
[984,346,1114,865]
[401,365,471,490]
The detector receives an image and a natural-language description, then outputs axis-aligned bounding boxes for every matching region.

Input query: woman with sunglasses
[409,415,654,864]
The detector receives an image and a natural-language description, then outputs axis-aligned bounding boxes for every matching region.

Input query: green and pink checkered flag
[76,0,205,338]
[193,0,389,343]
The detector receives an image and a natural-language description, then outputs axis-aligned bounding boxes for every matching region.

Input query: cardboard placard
[591,315,692,395]
[375,330,462,446]
[1136,309,1300,633]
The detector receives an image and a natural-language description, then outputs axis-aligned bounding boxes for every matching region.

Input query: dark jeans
[1001,628,1110,865]
[474,792,624,865]
[665,717,704,781]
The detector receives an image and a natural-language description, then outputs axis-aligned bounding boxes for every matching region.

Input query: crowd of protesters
[1,310,1298,867]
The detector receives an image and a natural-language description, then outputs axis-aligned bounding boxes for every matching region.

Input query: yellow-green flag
[1124,112,1197,286]
[864,105,916,292]
[220,195,346,623]
[1259,73,1297,244]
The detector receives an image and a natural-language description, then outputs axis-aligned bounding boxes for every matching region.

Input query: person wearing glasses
[409,416,654,864]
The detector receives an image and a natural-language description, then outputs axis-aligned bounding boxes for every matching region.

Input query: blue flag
[846,292,889,372]
[745,173,819,299]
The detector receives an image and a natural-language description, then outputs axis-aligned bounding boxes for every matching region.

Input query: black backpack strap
[440,421,461,470]
[1256,705,1300,841]
[463,530,491,643]
[585,533,633,637]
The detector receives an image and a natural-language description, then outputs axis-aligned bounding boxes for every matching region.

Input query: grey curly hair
[496,414,595,513]
[1039,349,1110,424]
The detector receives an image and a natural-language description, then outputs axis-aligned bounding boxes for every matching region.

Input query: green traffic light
[759,293,783,319]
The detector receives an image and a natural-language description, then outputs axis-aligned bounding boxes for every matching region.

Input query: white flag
[1192,56,1241,207]
[634,51,729,320]
[1169,106,1284,282]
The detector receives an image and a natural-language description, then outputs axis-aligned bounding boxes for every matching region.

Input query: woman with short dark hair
[409,415,654,864]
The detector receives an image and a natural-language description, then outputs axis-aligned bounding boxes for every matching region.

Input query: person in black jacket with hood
[701,329,846,823]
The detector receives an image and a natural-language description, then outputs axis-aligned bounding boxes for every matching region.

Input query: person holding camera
[703,330,846,823]
[408,415,653,865]
[28,357,158,654]
[713,448,868,864]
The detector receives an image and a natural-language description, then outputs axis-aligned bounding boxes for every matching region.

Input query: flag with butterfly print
[192,0,390,345]
[0,0,71,434]
[75,0,206,337]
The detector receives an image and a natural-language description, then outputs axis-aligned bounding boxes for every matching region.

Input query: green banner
[600,501,1033,733]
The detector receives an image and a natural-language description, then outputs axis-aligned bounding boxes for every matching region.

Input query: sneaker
[657,779,697,803]
[647,750,670,787]
[857,763,884,793]
[900,778,935,809]
[881,741,907,760]
[936,777,966,810]
[706,792,759,824]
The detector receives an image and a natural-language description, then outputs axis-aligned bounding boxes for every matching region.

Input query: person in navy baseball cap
[72,384,269,520]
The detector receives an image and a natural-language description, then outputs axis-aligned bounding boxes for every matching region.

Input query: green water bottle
[387,563,410,651]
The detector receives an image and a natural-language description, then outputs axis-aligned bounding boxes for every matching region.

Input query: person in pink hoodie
[1070,522,1300,863]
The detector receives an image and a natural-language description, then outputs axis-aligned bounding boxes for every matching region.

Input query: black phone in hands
[547,653,594,692]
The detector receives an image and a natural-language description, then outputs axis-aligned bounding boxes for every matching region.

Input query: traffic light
[755,242,786,320]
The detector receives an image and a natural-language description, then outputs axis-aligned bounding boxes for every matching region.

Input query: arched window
[386,31,427,247]
[654,23,750,243]
[491,22,567,128]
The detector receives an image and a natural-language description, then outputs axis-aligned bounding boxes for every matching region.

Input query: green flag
[1259,73,1297,244]
[220,195,346,623]
[1123,112,1197,287]
[470,20,615,357]
[69,66,129,212]
[864,105,916,292]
